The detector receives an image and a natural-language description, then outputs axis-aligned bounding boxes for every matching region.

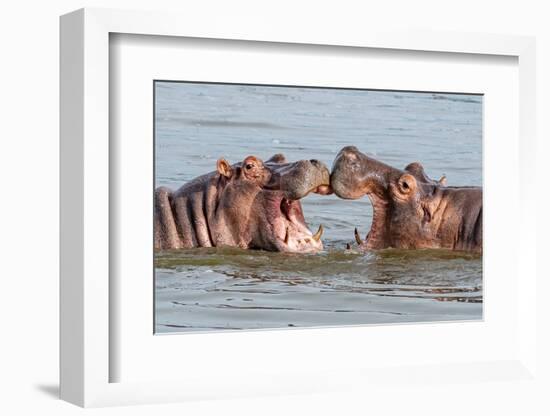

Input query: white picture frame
[60,7,537,408]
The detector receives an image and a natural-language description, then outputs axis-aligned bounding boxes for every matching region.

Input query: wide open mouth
[330,147,395,250]
[267,187,329,253]
[351,193,390,250]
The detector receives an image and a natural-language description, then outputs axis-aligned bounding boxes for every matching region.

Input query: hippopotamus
[155,154,331,253]
[330,146,482,253]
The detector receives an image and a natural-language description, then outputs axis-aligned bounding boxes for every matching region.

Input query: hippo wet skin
[155,154,331,253]
[331,146,482,253]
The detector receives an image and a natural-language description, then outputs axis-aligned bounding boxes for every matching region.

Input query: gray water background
[154,81,482,333]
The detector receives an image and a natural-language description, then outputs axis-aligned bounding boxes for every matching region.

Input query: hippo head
[213,154,331,252]
[330,146,462,250]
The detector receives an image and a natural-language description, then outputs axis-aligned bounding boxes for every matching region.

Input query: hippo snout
[277,159,331,200]
[330,147,365,199]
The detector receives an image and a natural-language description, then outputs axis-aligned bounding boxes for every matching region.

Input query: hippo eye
[396,173,416,195]
[245,163,254,170]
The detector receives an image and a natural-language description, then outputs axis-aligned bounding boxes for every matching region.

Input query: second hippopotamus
[331,146,482,253]
[155,154,331,253]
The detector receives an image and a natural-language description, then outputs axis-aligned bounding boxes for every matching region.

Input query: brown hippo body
[155,154,331,253]
[330,146,482,253]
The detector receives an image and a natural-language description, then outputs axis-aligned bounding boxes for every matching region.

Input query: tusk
[438,175,447,186]
[312,224,324,242]
[284,226,290,244]
[354,228,363,245]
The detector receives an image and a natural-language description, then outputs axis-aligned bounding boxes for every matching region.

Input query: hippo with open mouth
[331,146,482,253]
[155,154,331,253]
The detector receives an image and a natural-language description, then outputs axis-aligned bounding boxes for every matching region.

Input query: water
[154,82,483,333]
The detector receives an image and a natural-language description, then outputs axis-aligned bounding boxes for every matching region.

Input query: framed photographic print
[60,8,538,407]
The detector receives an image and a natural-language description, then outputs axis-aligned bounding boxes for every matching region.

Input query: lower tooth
[312,224,324,241]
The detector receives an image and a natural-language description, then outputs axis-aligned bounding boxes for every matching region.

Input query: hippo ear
[405,162,424,174]
[397,173,417,195]
[266,153,287,164]
[216,158,233,178]
[405,162,431,182]
[438,175,447,186]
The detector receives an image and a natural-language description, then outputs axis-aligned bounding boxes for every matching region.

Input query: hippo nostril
[310,159,319,166]
[339,146,359,160]
[340,146,359,155]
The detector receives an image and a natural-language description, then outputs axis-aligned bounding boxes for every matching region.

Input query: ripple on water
[155,247,482,333]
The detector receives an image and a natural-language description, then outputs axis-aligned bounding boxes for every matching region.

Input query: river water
[154,82,483,333]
